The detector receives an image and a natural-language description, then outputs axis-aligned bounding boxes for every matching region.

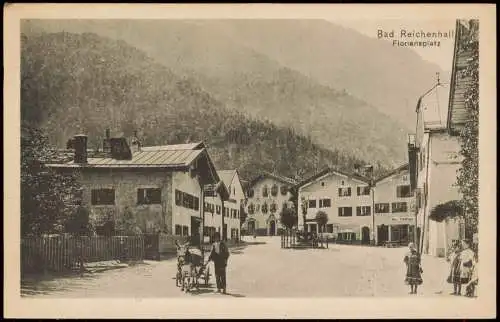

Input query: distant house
[48,130,228,251]
[296,168,372,244]
[244,172,297,236]
[203,169,245,242]
[373,163,416,246]
[407,21,473,257]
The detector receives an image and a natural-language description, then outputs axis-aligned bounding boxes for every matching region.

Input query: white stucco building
[373,164,416,246]
[296,168,373,244]
[243,172,297,236]
[203,169,245,242]
[407,21,473,257]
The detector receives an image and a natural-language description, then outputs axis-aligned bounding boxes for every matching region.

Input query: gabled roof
[141,142,205,151]
[295,167,370,190]
[47,142,210,171]
[416,82,450,131]
[374,163,409,183]
[218,169,247,199]
[247,171,298,188]
[217,170,237,188]
[48,149,203,168]
[447,20,477,134]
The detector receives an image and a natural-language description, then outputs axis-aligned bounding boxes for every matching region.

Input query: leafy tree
[65,201,91,236]
[456,20,479,239]
[117,207,142,236]
[21,125,82,237]
[315,211,328,235]
[279,207,298,231]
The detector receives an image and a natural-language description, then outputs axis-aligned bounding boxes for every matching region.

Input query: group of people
[403,239,478,297]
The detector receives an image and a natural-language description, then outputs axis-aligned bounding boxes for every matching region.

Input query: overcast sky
[333,19,456,72]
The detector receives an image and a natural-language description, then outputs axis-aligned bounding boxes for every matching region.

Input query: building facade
[49,132,229,252]
[296,168,373,244]
[244,172,297,236]
[373,164,416,246]
[204,169,245,242]
[407,21,473,257]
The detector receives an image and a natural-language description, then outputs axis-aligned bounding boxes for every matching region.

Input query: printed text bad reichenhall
[377,29,455,48]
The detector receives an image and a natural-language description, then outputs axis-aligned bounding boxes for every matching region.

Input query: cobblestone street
[22,236,456,298]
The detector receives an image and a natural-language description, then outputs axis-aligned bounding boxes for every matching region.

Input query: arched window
[248,203,255,215]
[262,202,268,214]
[271,184,278,197]
[280,185,288,196]
[270,202,277,213]
[262,185,269,197]
[248,189,254,198]
[255,204,260,212]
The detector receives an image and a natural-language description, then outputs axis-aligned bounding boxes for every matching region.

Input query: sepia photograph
[4,3,496,319]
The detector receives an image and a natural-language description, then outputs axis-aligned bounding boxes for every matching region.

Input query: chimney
[103,129,112,155]
[130,130,141,153]
[73,134,88,164]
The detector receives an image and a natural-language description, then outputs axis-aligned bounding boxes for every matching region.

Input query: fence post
[78,236,85,276]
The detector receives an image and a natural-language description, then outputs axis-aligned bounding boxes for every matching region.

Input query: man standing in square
[208,232,230,294]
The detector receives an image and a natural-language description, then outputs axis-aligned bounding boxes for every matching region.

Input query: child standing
[404,242,423,294]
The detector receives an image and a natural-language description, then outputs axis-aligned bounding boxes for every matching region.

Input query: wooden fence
[21,235,145,273]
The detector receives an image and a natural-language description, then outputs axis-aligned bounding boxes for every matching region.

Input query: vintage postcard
[4,3,496,319]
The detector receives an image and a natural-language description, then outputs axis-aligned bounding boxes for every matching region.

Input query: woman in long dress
[404,242,423,294]
[465,252,478,297]
[448,239,474,295]
[447,241,462,294]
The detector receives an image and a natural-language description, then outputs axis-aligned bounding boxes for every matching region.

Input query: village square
[18,18,479,299]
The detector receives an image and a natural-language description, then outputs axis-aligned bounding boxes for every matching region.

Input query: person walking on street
[447,239,474,295]
[465,251,478,297]
[404,242,423,294]
[447,240,462,294]
[208,232,230,294]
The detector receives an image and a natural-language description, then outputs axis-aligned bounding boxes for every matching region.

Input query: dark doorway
[247,220,255,235]
[361,227,370,245]
[377,225,389,246]
[269,221,276,236]
[399,225,410,245]
[191,217,201,246]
